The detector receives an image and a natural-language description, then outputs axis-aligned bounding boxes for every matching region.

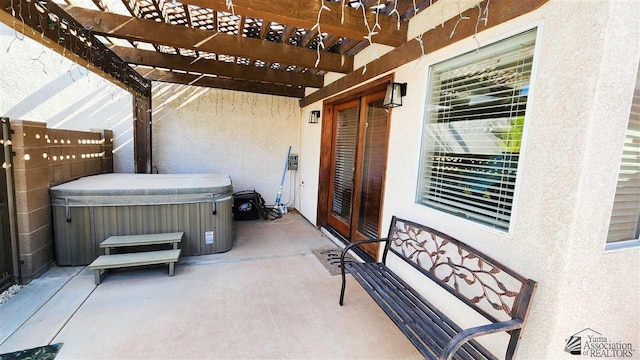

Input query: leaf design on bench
[389,220,523,319]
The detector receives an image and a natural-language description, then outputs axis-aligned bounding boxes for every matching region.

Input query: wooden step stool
[89,232,183,285]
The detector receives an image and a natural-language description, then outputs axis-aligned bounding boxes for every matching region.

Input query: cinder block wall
[10,120,114,282]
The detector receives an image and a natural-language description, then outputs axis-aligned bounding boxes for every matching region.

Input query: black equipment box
[233,191,261,221]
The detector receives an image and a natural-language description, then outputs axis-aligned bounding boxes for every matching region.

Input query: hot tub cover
[50,173,233,207]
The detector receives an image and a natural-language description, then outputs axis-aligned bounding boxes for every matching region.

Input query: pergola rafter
[138,68,305,98]
[175,0,408,47]
[65,6,354,74]
[397,0,436,19]
[1,0,452,98]
[113,46,324,88]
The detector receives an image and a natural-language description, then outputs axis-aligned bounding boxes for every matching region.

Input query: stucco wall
[298,104,323,224]
[152,82,300,206]
[299,1,640,358]
[0,23,135,173]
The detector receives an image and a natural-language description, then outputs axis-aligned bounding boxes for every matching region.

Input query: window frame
[415,27,542,235]
[605,239,640,253]
[604,63,640,252]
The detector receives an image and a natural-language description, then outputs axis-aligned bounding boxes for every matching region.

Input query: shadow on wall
[1,23,135,172]
[2,73,134,172]
[151,83,301,205]
[2,72,77,119]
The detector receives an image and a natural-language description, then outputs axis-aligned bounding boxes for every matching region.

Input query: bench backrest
[382,216,536,324]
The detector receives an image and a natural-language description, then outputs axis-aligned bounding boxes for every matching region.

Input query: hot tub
[50,173,234,266]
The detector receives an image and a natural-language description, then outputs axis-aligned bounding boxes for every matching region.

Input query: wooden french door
[327,91,390,259]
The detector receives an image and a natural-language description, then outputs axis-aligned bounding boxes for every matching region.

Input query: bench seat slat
[347,262,496,360]
[353,263,449,359]
[373,264,461,344]
[349,265,439,359]
[369,264,491,360]
[375,264,497,360]
[100,232,184,248]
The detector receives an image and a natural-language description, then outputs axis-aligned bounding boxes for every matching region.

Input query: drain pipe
[1,118,21,284]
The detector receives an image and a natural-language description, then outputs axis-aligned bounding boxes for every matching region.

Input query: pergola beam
[84,0,137,48]
[398,0,435,19]
[237,15,246,36]
[139,68,305,98]
[151,0,181,53]
[64,6,354,73]
[300,29,319,48]
[337,38,363,54]
[152,0,169,21]
[178,0,408,47]
[259,20,271,40]
[281,25,296,44]
[112,46,324,87]
[322,35,341,50]
[183,4,193,25]
[90,0,114,12]
[121,0,141,17]
[0,0,149,95]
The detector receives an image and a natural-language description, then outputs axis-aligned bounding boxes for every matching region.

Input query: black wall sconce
[382,82,407,108]
[309,110,321,124]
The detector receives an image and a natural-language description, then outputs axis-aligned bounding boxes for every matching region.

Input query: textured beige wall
[299,1,640,358]
[0,23,135,173]
[298,103,323,224]
[152,83,300,206]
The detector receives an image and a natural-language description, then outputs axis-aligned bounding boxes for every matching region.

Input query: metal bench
[89,232,183,285]
[339,217,537,360]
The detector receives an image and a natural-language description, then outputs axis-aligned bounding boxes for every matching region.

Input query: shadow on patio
[0,214,421,359]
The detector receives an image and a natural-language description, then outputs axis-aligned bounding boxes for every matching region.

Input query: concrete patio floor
[0,213,421,359]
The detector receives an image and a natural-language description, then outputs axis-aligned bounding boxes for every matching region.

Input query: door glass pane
[332,107,359,222]
[358,99,388,239]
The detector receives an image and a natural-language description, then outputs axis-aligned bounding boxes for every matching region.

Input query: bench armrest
[442,319,523,360]
[339,238,388,306]
[340,238,388,264]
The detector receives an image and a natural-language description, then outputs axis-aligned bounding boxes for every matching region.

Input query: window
[417,30,537,231]
[606,65,640,244]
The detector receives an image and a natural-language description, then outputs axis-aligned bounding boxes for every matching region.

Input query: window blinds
[417,30,537,231]
[331,107,359,223]
[607,86,640,243]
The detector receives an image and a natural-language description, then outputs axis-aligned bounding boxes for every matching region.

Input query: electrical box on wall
[288,154,299,170]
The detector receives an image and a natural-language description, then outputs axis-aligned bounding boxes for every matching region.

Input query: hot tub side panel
[52,198,234,266]
[53,207,93,266]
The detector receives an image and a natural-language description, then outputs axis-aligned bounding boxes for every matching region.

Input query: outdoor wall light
[382,82,408,108]
[309,110,321,124]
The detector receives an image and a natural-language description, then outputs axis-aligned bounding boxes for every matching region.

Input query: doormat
[0,343,63,360]
[312,249,357,276]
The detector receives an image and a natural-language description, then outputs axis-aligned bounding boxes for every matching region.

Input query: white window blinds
[417,30,537,231]
[607,69,640,243]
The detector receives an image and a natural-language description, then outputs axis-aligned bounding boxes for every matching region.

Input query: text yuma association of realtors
[581,334,634,358]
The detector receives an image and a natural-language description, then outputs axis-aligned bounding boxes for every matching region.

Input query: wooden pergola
[0,0,545,100]
[0,0,427,97]
[0,0,546,172]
